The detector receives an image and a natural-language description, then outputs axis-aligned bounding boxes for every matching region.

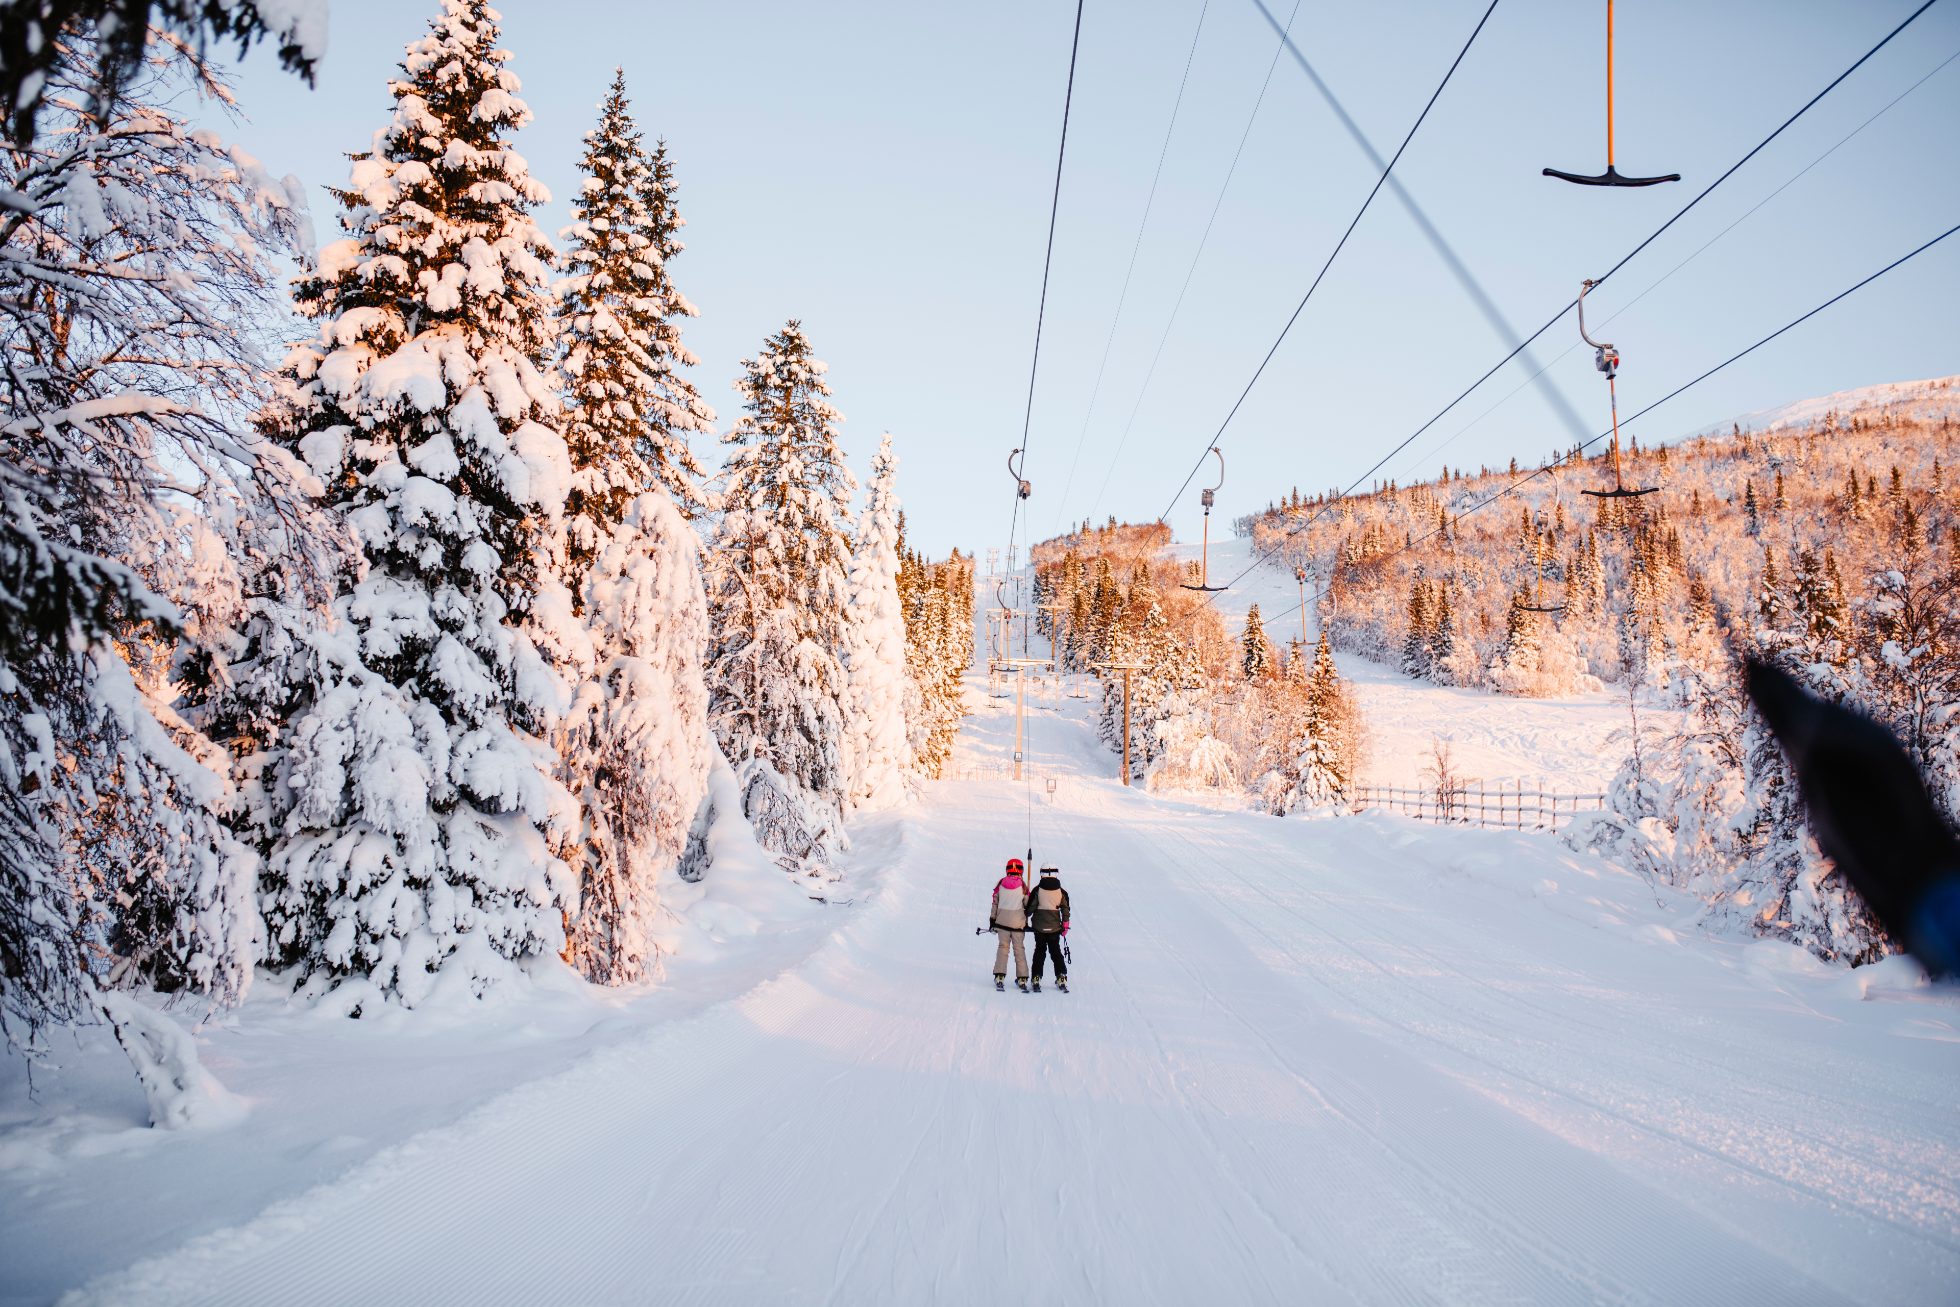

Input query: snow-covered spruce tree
[1263,631,1358,814]
[1487,587,1541,694]
[1401,576,1434,678]
[704,321,857,872]
[557,68,714,535]
[266,0,580,1008]
[0,28,317,1073]
[549,70,715,985]
[1240,603,1272,680]
[842,434,914,809]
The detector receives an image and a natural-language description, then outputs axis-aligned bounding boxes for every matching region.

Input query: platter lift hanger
[1519,570,1567,615]
[1180,446,1231,593]
[1543,0,1680,188]
[1574,279,1657,501]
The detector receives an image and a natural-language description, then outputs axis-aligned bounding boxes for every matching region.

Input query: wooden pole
[1122,665,1133,786]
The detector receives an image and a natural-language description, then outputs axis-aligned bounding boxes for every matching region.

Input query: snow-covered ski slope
[32,676,1960,1306]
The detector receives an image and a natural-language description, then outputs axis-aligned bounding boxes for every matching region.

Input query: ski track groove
[1109,811,1645,1307]
[1151,821,1957,1281]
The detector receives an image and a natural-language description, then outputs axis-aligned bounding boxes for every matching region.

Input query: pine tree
[1401,574,1433,678]
[703,321,857,860]
[1240,603,1272,680]
[264,0,577,1006]
[1743,479,1761,537]
[1087,558,1120,666]
[1757,546,1783,624]
[548,68,719,984]
[1432,584,1467,685]
[556,68,715,548]
[842,435,913,811]
[1287,632,1352,807]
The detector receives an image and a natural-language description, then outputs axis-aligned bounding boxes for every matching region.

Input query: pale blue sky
[212,0,1960,558]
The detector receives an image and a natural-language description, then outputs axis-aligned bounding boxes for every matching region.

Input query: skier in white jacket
[988,859,1030,992]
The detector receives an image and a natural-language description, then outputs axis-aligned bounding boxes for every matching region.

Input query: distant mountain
[1695,374,1959,440]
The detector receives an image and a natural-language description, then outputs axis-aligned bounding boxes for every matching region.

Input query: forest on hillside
[1025,520,1361,813]
[1237,376,1960,964]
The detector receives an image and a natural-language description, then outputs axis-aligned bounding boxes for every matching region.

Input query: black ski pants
[1031,931,1066,981]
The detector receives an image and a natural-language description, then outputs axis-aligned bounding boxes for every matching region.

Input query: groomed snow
[8,666,1957,1305]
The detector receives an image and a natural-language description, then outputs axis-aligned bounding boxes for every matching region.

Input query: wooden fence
[1346,781,1604,832]
[945,766,1604,833]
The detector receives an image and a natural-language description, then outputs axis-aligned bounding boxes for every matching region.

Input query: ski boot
[1058,977,1069,993]
[994,975,1005,992]
[1016,978,1029,993]
[1031,980,1042,992]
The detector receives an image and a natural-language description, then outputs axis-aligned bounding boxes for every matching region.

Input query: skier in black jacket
[1027,867,1070,992]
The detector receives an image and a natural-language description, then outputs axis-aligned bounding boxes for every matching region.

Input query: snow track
[56,696,1960,1305]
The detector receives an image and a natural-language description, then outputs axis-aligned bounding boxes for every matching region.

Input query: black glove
[1747,658,1960,976]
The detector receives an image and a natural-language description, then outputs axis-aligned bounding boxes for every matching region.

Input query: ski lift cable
[1010,0,1087,525]
[1049,0,1212,541]
[1080,0,1303,531]
[1393,42,1960,488]
[1155,0,1504,527]
[1216,0,1947,592]
[1004,0,1086,868]
[1233,219,1960,614]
